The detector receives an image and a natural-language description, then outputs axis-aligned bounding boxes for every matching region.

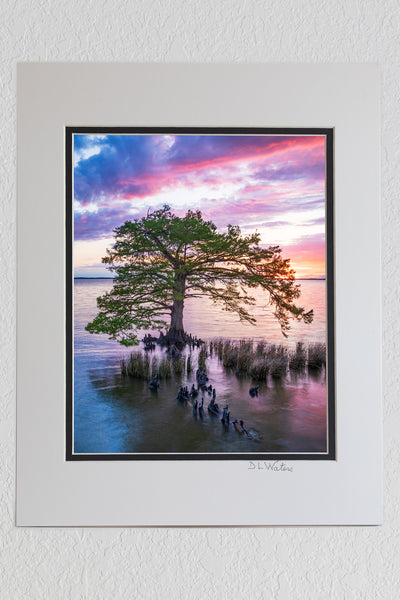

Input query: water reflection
[74,279,327,455]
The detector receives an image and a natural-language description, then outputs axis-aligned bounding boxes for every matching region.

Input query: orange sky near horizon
[73,133,327,279]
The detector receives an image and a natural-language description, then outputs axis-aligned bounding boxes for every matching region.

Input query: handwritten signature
[248,460,294,472]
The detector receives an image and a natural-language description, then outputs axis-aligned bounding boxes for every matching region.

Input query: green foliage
[86,205,313,344]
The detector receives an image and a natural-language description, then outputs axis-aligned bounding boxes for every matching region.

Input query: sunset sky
[73,133,326,278]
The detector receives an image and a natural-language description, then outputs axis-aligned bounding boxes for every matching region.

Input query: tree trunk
[165,272,186,345]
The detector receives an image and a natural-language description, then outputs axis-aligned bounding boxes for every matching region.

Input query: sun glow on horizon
[73,133,326,279]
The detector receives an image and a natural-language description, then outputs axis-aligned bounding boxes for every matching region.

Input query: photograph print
[67,128,334,460]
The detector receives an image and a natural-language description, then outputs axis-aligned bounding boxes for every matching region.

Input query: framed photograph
[67,126,335,461]
[17,63,382,526]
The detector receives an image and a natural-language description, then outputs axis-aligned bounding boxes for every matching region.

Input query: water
[73,279,327,455]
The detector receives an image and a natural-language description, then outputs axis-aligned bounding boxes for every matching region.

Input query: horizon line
[74,276,326,281]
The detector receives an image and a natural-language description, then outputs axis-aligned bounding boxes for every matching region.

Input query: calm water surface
[74,279,327,454]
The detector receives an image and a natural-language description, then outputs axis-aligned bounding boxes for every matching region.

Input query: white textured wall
[1,1,398,598]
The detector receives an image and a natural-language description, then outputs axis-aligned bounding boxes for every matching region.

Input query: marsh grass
[308,343,326,370]
[209,339,224,361]
[172,356,185,375]
[121,339,326,382]
[212,338,289,381]
[263,345,288,380]
[256,341,267,356]
[121,351,182,379]
[198,345,208,371]
[269,357,288,379]
[211,338,325,382]
[289,342,307,372]
[159,357,173,378]
[121,352,147,379]
[248,358,269,380]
